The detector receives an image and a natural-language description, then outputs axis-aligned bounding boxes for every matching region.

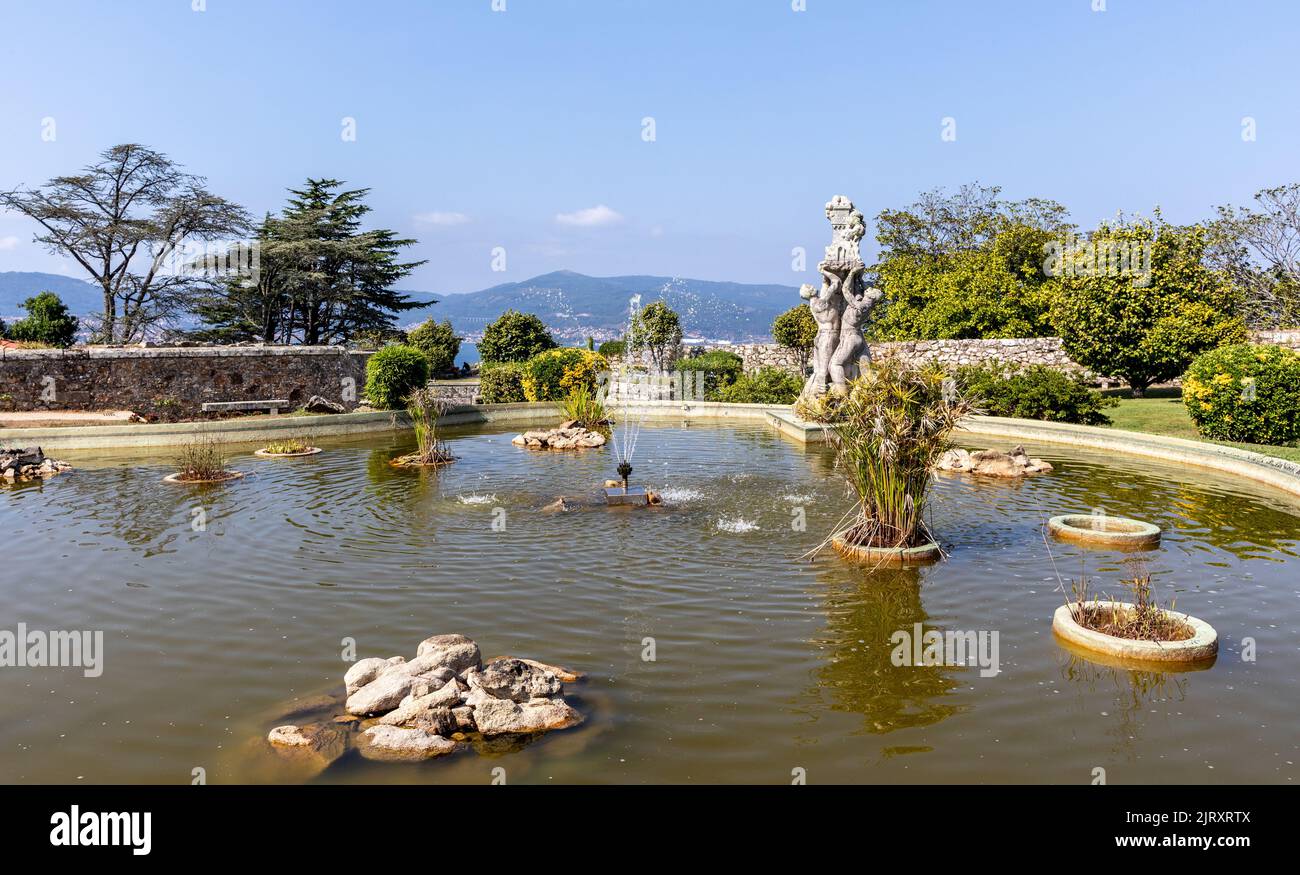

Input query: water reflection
[1059,653,1191,760]
[806,565,966,734]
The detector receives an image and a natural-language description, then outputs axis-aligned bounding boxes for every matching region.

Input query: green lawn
[1103,388,1300,463]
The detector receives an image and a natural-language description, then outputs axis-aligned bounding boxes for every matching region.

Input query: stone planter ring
[1052,601,1218,668]
[162,471,246,485]
[831,530,942,566]
[1048,514,1161,548]
[254,447,323,458]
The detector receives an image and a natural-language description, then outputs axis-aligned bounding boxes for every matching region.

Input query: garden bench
[201,399,291,415]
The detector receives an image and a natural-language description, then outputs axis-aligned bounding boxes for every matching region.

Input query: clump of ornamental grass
[794,390,839,424]
[261,437,311,455]
[556,385,610,432]
[1068,572,1193,642]
[393,387,456,467]
[821,357,976,550]
[174,436,231,482]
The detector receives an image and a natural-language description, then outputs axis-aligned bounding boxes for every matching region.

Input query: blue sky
[1,0,1297,293]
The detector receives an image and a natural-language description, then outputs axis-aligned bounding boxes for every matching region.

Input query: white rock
[414,634,482,675]
[356,725,458,762]
[346,670,417,716]
[344,657,390,695]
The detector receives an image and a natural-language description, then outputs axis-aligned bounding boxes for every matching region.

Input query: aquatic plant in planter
[817,358,975,565]
[390,388,456,468]
[1052,572,1217,667]
[165,436,244,484]
[255,437,322,458]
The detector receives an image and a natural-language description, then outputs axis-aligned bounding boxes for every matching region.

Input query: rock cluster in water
[1,446,72,482]
[266,634,583,770]
[936,445,1053,477]
[512,421,606,450]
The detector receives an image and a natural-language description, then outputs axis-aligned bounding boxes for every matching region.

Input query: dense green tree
[1050,216,1246,396]
[871,184,1073,339]
[718,366,803,404]
[192,179,428,344]
[597,339,626,358]
[478,309,556,363]
[406,318,461,374]
[772,303,817,372]
[629,300,682,373]
[6,292,79,347]
[674,349,743,400]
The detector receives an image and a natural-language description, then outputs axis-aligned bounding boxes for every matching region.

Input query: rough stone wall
[688,343,804,372]
[428,381,481,404]
[868,337,1081,371]
[701,333,1300,377]
[1250,329,1300,350]
[694,337,1081,376]
[0,346,369,419]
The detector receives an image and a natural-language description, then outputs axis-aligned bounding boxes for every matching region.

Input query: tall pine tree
[193,179,429,344]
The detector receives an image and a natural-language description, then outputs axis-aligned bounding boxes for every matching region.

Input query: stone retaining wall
[428,380,480,404]
[694,331,1300,379]
[693,337,1082,376]
[0,345,369,419]
[1250,329,1300,350]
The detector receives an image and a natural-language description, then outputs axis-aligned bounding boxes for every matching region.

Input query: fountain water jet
[603,294,652,507]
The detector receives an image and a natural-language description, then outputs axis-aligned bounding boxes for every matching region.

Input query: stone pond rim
[1047,513,1162,548]
[1052,601,1219,667]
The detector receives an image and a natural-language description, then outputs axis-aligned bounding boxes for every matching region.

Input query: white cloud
[0,236,18,251]
[413,211,472,227]
[554,204,623,227]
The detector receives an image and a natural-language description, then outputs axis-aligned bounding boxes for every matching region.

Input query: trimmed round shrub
[772,304,816,370]
[364,344,430,409]
[674,350,743,400]
[1182,343,1300,445]
[956,363,1117,426]
[520,348,608,402]
[478,362,526,404]
[479,309,557,363]
[718,367,803,404]
[406,318,461,374]
[597,339,626,358]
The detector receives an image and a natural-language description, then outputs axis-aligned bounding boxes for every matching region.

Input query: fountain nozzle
[617,460,632,492]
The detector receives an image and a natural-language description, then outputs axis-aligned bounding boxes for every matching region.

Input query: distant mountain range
[0,269,799,342]
[0,272,101,318]
[401,270,800,342]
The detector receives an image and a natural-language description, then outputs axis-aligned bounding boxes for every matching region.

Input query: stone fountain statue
[801,195,885,399]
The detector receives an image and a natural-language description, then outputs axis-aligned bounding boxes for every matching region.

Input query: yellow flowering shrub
[1182,343,1300,445]
[521,348,609,402]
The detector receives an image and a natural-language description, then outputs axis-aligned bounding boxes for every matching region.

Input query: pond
[1,421,1298,784]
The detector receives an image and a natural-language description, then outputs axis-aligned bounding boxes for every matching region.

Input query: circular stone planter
[830,531,942,566]
[1048,514,1161,548]
[162,471,246,485]
[254,447,322,458]
[1052,601,1218,667]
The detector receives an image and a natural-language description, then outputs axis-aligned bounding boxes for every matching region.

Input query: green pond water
[1,421,1298,784]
